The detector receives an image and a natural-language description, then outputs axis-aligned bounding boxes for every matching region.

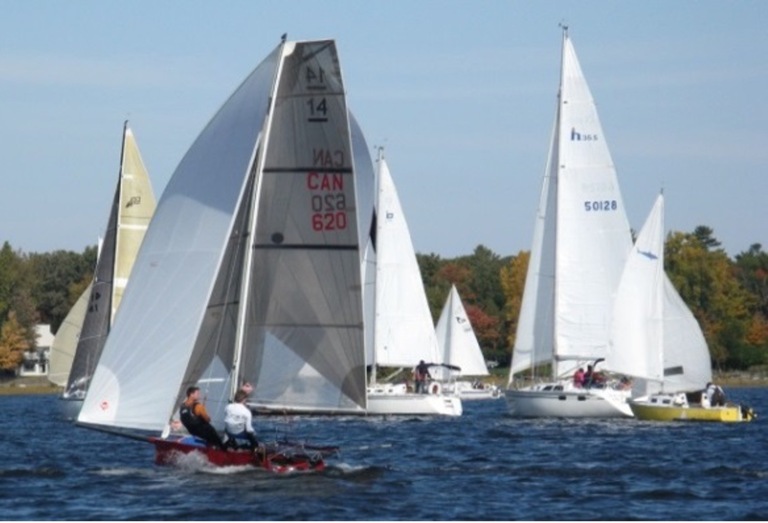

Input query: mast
[112,120,129,324]
[369,145,385,386]
[229,39,288,400]
[549,26,568,380]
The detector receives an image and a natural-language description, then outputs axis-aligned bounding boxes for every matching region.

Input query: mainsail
[509,29,633,382]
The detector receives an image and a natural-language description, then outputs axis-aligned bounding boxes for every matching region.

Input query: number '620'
[584,200,618,211]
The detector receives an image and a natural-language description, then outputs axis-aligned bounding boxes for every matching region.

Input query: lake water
[1,388,766,520]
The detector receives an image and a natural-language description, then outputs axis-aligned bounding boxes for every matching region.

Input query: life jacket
[179,400,203,429]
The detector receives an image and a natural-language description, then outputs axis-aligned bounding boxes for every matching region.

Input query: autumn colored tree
[465,303,503,362]
[665,231,754,370]
[0,310,30,374]
[500,250,529,351]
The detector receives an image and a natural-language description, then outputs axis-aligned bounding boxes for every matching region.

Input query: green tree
[665,231,753,370]
[28,247,95,332]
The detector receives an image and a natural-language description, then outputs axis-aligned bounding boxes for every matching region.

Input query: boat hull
[444,381,501,400]
[629,398,756,423]
[367,390,463,416]
[505,384,633,418]
[58,397,83,421]
[150,436,331,472]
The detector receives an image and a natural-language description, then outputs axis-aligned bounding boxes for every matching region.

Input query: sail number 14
[584,200,618,212]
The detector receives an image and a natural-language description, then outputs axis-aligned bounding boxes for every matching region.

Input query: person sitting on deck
[179,386,226,450]
[224,389,259,451]
[706,382,726,407]
[573,368,585,388]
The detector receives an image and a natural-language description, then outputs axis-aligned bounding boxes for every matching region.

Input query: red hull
[150,436,328,473]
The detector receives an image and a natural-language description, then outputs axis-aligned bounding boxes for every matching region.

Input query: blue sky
[2,1,766,258]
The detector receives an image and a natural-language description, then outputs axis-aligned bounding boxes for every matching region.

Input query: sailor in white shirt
[224,389,259,450]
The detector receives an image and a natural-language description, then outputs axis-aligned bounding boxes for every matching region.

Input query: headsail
[608,193,712,394]
[79,40,367,432]
[372,150,441,368]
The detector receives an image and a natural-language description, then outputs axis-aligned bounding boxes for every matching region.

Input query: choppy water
[1,388,766,520]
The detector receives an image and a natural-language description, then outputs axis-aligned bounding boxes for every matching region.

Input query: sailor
[700,390,711,408]
[224,389,259,451]
[413,360,431,394]
[706,382,726,407]
[179,386,226,449]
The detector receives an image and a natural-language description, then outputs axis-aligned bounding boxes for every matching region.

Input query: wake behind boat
[504,27,633,418]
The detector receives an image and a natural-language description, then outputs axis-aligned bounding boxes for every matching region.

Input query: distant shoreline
[2,372,767,397]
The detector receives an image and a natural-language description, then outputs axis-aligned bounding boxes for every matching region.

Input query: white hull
[504,383,632,418]
[250,383,462,417]
[443,381,501,400]
[367,391,462,416]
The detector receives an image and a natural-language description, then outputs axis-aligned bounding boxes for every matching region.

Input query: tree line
[1,224,766,375]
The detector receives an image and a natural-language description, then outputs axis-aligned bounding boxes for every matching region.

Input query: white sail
[112,124,156,322]
[60,123,156,402]
[48,282,92,387]
[373,152,441,367]
[79,40,367,432]
[509,30,632,382]
[436,285,489,376]
[608,193,712,393]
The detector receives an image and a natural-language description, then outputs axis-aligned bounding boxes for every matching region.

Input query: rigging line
[253,244,358,251]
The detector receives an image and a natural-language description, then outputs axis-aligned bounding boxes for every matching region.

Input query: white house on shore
[17,324,53,377]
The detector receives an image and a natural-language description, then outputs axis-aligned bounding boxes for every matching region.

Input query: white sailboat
[78,39,367,469]
[365,149,462,416]
[504,28,633,418]
[434,285,500,399]
[607,193,755,422]
[56,122,156,419]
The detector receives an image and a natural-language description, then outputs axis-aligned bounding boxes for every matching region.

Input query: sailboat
[365,149,462,416]
[434,285,500,400]
[78,39,366,470]
[504,28,634,418]
[607,193,756,423]
[56,122,156,420]
[48,282,92,389]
